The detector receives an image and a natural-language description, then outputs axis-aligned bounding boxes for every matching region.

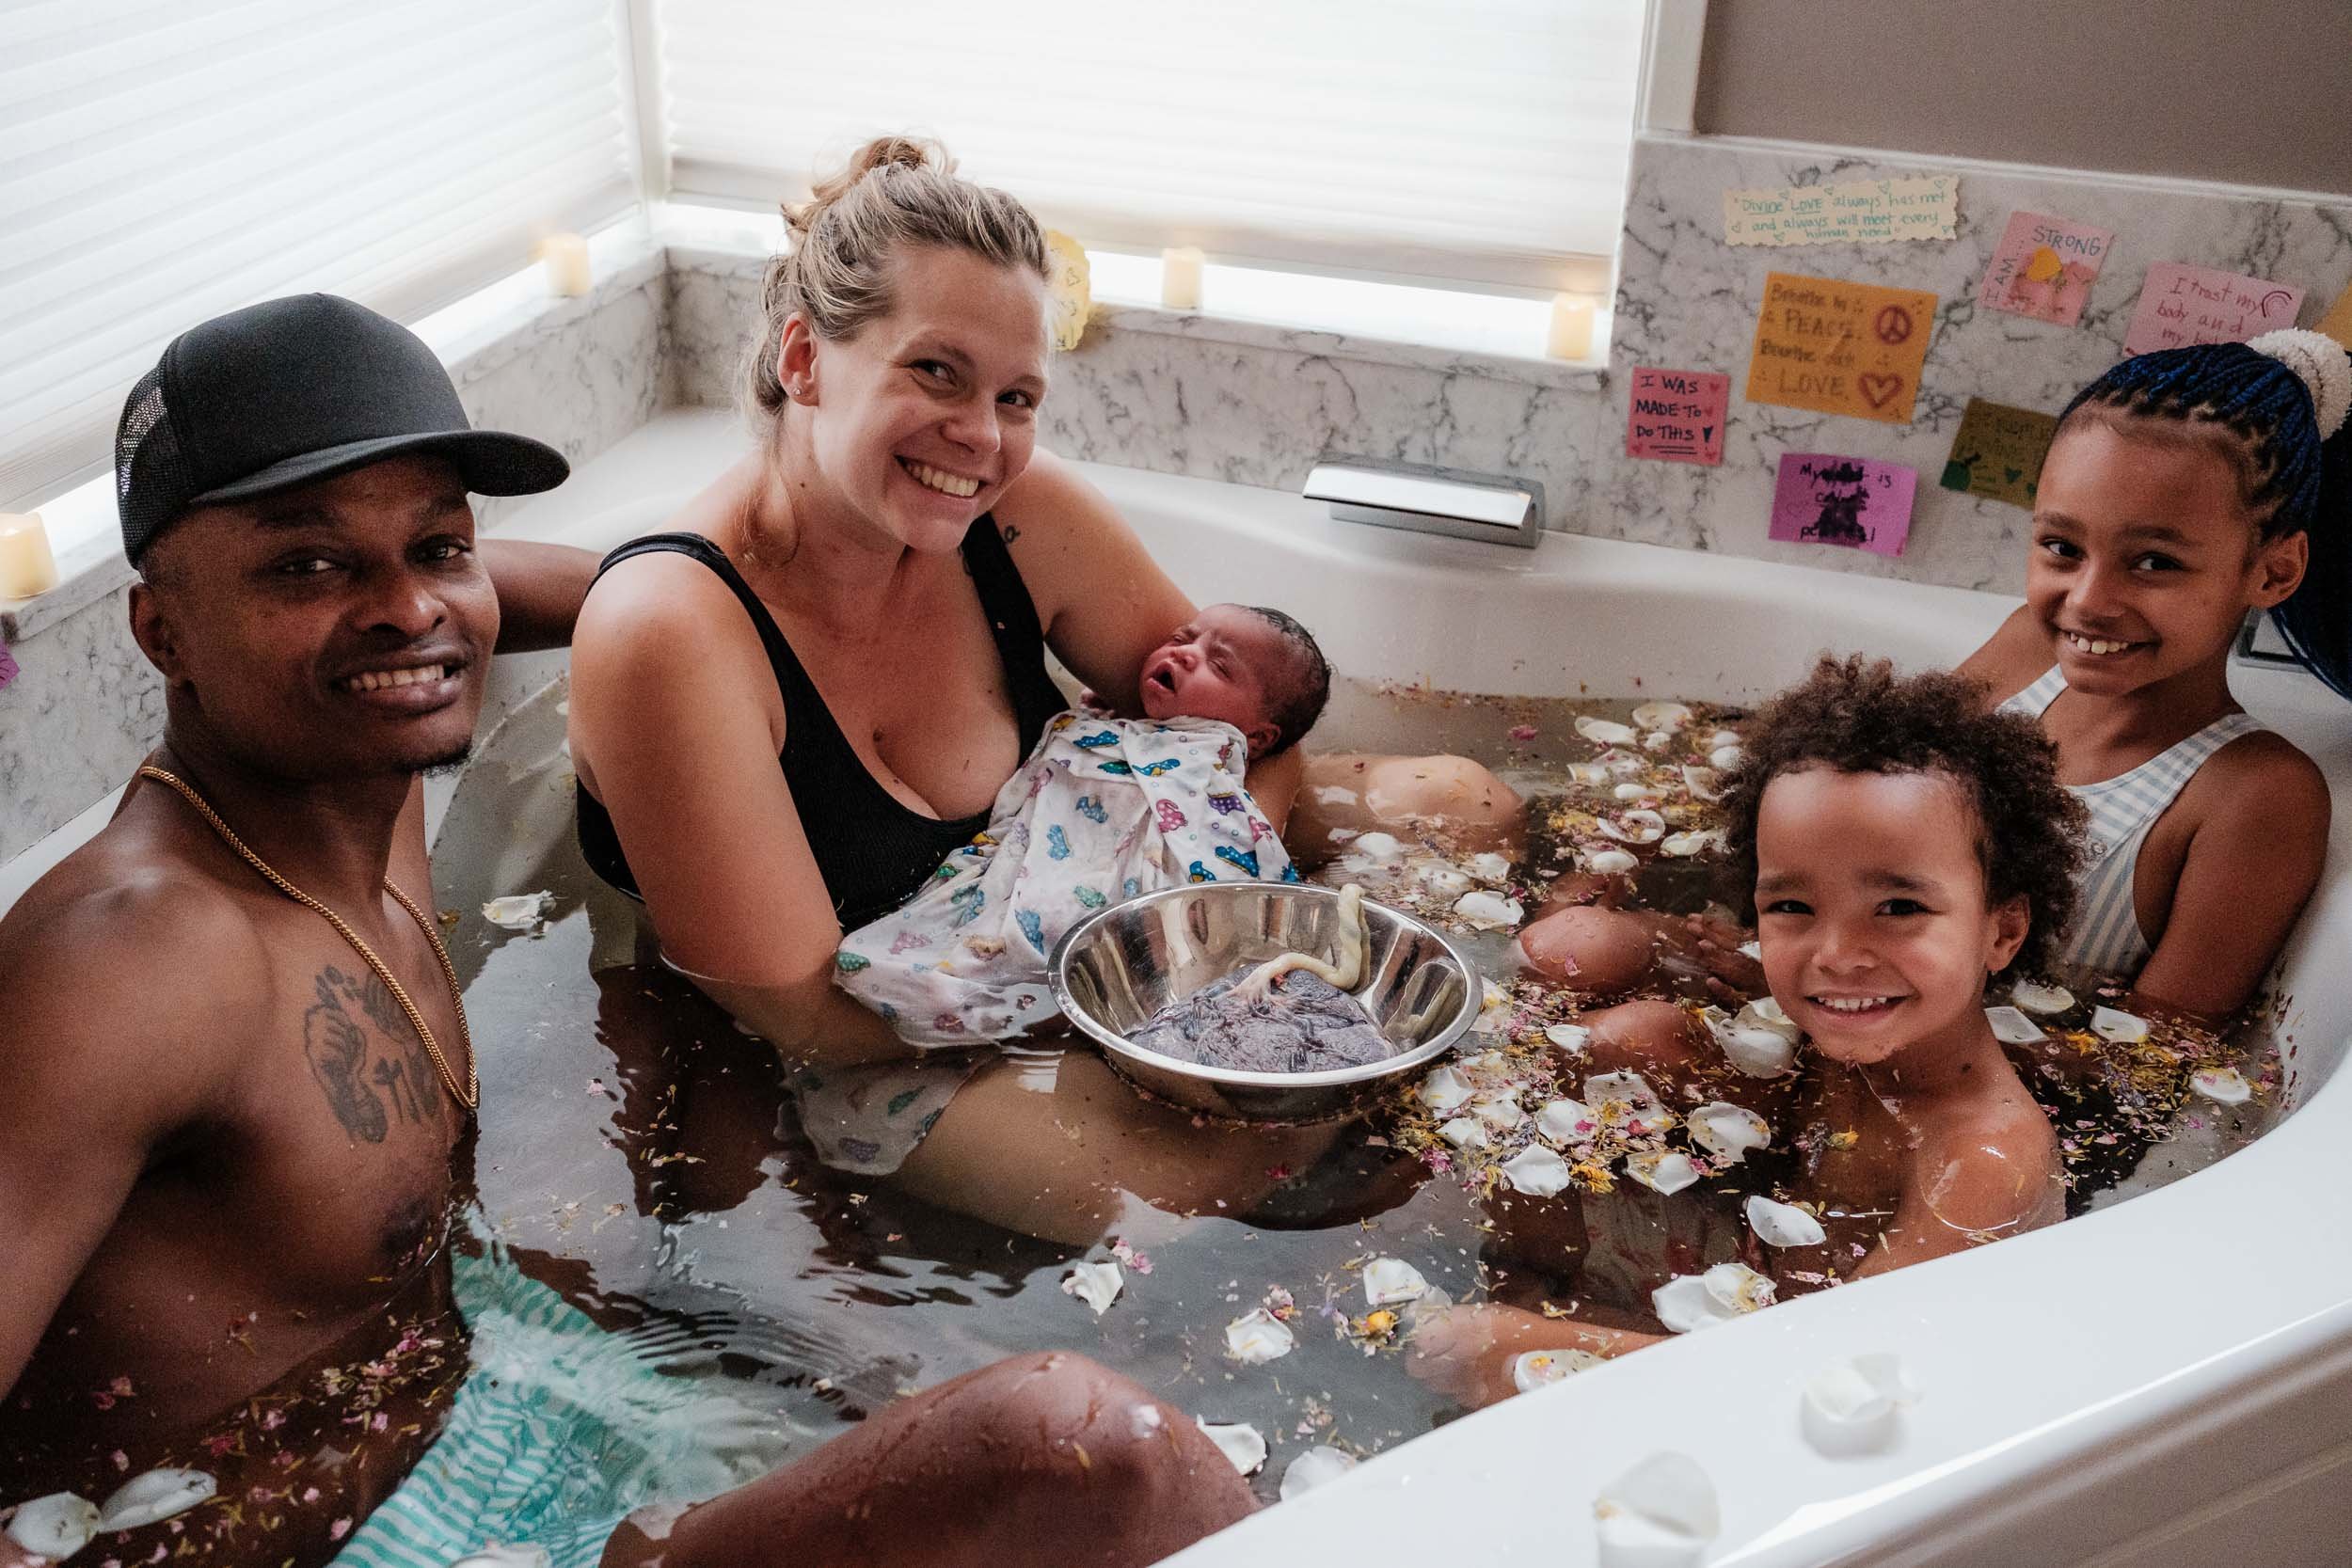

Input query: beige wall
[1692,0,2352,196]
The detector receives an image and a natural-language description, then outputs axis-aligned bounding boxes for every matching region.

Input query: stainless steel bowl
[1048,881,1481,1122]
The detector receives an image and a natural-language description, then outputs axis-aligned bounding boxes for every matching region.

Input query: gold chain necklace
[136,764,478,1113]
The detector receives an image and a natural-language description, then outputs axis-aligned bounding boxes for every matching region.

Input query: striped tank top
[2001,666,2267,976]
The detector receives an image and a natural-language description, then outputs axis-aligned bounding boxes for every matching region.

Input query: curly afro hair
[1717,655,2089,982]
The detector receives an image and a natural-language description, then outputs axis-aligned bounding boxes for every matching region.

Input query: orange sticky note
[2319,280,2352,353]
[1746,272,1938,424]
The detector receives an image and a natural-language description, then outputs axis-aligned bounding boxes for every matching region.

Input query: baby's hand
[1681,913,1765,1002]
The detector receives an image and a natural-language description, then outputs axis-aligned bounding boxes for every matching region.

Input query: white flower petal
[1466,852,1513,883]
[1471,1093,1526,1132]
[1576,716,1640,747]
[1225,1308,1296,1364]
[1594,1451,1720,1568]
[1605,756,1648,780]
[1438,1115,1489,1151]
[1471,979,1512,1035]
[1363,1257,1431,1307]
[1643,731,1676,752]
[1709,729,1742,750]
[1199,1419,1267,1475]
[1279,1446,1359,1501]
[1418,1065,1474,1113]
[1680,766,1723,802]
[1581,1070,1664,1120]
[1740,995,1800,1037]
[1535,1098,1594,1144]
[1687,1102,1772,1164]
[1568,762,1613,786]
[1581,847,1640,876]
[2191,1066,2254,1105]
[1597,809,1666,846]
[2092,1006,2151,1044]
[1737,940,1761,960]
[2010,979,2075,1015]
[482,891,551,929]
[1745,1194,1828,1247]
[1418,864,1473,896]
[1613,781,1656,801]
[1626,1149,1700,1195]
[1060,1260,1124,1316]
[96,1468,216,1532]
[1659,830,1719,858]
[1543,1022,1592,1053]
[1985,1006,2047,1045]
[1651,1275,1737,1334]
[1351,832,1406,862]
[1454,890,1524,930]
[1501,1145,1575,1196]
[6,1494,100,1560]
[1703,1261,1775,1313]
[1715,1023,1798,1079]
[1709,744,1745,770]
[1632,703,1693,732]
[1513,1347,1604,1392]
[1801,1354,1916,1458]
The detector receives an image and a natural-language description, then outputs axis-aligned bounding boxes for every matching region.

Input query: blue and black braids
[2059,341,2352,698]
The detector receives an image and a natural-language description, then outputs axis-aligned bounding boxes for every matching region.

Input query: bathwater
[425,673,2281,1498]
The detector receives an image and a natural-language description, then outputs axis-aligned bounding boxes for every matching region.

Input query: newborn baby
[835,605,1330,1044]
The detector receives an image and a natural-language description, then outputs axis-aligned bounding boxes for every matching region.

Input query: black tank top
[575,523,1069,930]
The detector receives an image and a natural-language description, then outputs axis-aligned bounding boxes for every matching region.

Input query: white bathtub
[10,407,2350,1564]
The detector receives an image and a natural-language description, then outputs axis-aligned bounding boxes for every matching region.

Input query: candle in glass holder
[1161,247,1205,310]
[541,233,592,297]
[1546,293,1597,360]
[0,513,57,599]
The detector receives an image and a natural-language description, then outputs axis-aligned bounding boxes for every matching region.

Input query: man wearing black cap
[0,297,1254,1567]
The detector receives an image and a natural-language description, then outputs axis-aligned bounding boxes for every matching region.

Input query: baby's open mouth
[1149,668,1178,692]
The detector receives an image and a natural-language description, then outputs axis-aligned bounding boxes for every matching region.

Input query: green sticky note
[1942,398,2059,510]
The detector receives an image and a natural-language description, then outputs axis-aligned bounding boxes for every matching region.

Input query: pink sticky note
[1769,453,1916,557]
[1980,212,2113,327]
[1627,367,1730,466]
[0,640,16,693]
[2123,263,2304,356]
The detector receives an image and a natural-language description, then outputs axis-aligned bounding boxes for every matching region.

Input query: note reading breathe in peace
[1747,273,1937,424]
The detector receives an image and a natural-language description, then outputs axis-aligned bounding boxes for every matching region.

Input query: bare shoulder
[2193,727,2330,821]
[991,451,1148,604]
[1911,1086,2061,1235]
[1956,603,2050,705]
[571,543,782,736]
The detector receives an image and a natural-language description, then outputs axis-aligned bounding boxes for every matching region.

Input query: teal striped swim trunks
[331,1240,793,1568]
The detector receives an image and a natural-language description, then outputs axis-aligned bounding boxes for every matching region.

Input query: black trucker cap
[115,293,570,563]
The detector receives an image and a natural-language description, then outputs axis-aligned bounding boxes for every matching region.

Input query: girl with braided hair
[1961,328,2352,1019]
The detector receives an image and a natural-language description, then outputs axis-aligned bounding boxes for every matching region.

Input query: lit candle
[541,233,592,298]
[0,513,57,599]
[1546,293,1597,360]
[1161,246,1205,311]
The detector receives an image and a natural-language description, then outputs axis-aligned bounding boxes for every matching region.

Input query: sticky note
[2316,280,2352,352]
[2122,263,2304,356]
[0,640,16,694]
[1627,368,1731,466]
[1746,272,1938,424]
[1770,454,1917,556]
[1941,399,2060,510]
[1723,177,1958,247]
[1980,212,2113,327]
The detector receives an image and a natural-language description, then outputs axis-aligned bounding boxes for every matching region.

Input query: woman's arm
[568,555,912,1067]
[993,451,1196,714]
[481,538,601,653]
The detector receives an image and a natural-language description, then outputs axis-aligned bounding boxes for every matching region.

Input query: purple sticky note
[2123,263,2304,356]
[1627,367,1730,466]
[1769,453,1917,557]
[0,639,16,693]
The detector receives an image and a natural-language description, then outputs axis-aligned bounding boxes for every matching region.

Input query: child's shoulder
[1908,1083,2061,1234]
[2179,723,2331,835]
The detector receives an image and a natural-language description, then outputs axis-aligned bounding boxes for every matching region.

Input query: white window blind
[650,0,1642,293]
[1,0,641,514]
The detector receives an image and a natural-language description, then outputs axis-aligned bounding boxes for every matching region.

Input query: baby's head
[1720,657,2087,1066]
[1139,604,1330,759]
[2035,330,2351,700]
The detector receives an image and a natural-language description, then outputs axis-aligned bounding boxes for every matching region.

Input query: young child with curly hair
[1409,657,2087,1408]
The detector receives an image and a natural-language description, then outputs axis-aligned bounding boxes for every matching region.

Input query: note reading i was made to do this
[2122,263,2304,356]
[1747,272,1938,424]
[1627,368,1731,466]
[1941,398,2060,510]
[1979,212,2114,327]
[1770,453,1917,557]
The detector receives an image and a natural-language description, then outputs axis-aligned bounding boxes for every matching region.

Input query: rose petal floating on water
[1513,1347,1604,1393]
[1704,1261,1775,1313]
[1544,1022,1592,1053]
[1419,865,1473,897]
[2191,1066,2254,1105]
[1466,851,1513,883]
[1613,781,1654,802]
[2091,1006,2151,1044]
[1632,703,1693,732]
[1643,731,1675,752]
[1582,847,1640,876]
[1745,994,1796,1032]
[1346,832,1402,862]
[1593,1451,1720,1568]
[1471,1094,1526,1132]
[1225,1308,1295,1364]
[1501,1145,1574,1196]
[1568,762,1613,786]
[481,892,551,929]
[1279,1446,1359,1501]
[1419,1065,1473,1113]
[1605,756,1648,780]
[1535,1097,1594,1144]
[1198,1420,1267,1476]
[1801,1354,1916,1458]
[1709,728,1741,750]
[1651,1275,1737,1334]
[2010,979,2075,1015]
[1680,766,1723,802]
[7,1493,99,1560]
[1738,940,1761,960]
[1471,979,1512,1035]
[1984,1006,2046,1045]
[1687,1101,1772,1163]
[1597,809,1665,846]
[1438,1115,1489,1151]
[1745,1195,1828,1247]
[1659,830,1719,858]
[96,1467,216,1531]
[1363,1257,1431,1307]
[1626,1149,1700,1195]
[1715,1022,1798,1079]
[1060,1260,1123,1316]
[1582,1069,1664,1119]
[1454,890,1523,930]
[1709,744,1745,770]
[1576,716,1640,747]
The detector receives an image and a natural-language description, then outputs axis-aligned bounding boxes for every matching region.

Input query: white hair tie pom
[2248,327,2352,441]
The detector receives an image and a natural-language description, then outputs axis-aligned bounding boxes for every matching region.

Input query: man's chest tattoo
[302,964,445,1143]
